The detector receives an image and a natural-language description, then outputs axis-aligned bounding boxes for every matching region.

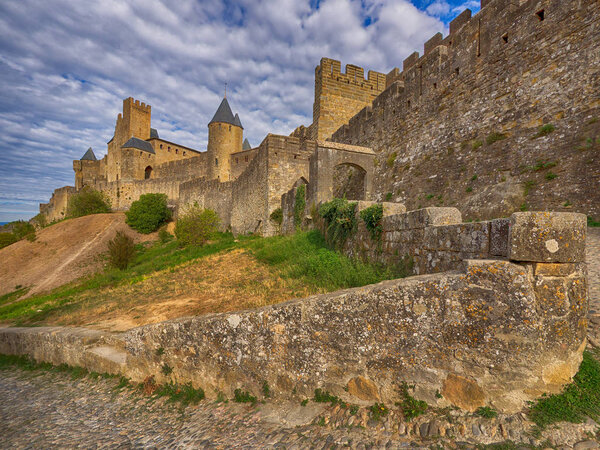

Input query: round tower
[207,97,243,181]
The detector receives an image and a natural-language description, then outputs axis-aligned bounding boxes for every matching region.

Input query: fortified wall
[0,210,588,414]
[329,0,600,221]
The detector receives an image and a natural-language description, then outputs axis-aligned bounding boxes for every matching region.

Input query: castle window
[433,82,437,89]
[455,67,460,76]
[229,125,231,131]
[175,149,178,154]
[183,151,186,156]
[294,154,297,159]
[536,9,545,21]
[215,158,218,166]
[168,146,171,151]
[160,144,163,149]
[140,151,142,156]
[235,157,238,163]
[407,100,411,109]
[145,166,152,179]
[502,33,509,43]
[245,156,248,162]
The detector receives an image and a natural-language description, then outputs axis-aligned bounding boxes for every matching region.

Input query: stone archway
[144,166,153,179]
[307,142,375,206]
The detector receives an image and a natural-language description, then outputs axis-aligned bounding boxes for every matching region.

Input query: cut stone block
[508,212,586,263]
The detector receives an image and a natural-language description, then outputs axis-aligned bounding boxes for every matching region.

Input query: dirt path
[0,213,156,299]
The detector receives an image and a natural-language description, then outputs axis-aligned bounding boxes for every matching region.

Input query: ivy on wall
[318,198,357,248]
[359,203,384,241]
[294,184,306,229]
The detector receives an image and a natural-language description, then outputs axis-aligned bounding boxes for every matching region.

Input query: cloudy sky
[0,0,478,222]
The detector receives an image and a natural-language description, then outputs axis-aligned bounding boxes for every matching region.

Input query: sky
[0,0,479,222]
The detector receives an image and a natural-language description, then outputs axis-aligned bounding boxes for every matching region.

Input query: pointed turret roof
[233,113,243,129]
[209,97,236,126]
[121,137,155,154]
[242,138,251,150]
[81,147,97,161]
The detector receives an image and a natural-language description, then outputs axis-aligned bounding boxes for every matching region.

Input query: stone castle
[41,0,600,233]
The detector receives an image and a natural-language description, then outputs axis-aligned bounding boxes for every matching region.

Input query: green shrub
[397,382,427,421]
[67,187,111,218]
[32,213,47,228]
[360,203,384,241]
[126,193,171,234]
[472,140,483,150]
[233,389,257,404]
[535,123,555,138]
[588,216,600,227]
[385,192,393,202]
[269,208,283,227]
[369,403,389,421]
[386,152,397,168]
[294,184,306,229]
[546,171,558,180]
[158,228,173,243]
[318,198,357,248]
[0,233,18,249]
[313,388,340,405]
[475,406,498,418]
[175,205,219,246]
[486,132,507,145]
[107,231,136,270]
[12,221,35,240]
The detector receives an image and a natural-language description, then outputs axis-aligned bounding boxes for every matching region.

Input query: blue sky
[0,0,479,222]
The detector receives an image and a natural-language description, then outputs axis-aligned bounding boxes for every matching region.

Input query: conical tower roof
[242,138,251,150]
[80,147,97,161]
[209,97,236,126]
[233,113,243,129]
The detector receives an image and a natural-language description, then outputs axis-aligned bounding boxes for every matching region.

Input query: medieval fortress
[40,0,599,234]
[5,0,597,416]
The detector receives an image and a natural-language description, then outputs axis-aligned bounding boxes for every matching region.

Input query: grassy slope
[0,230,408,327]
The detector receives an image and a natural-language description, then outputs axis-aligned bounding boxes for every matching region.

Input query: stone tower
[207,97,243,181]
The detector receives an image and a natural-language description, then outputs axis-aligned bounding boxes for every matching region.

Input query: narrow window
[160,144,163,149]
[433,82,437,89]
[168,146,171,151]
[407,100,411,109]
[183,151,186,156]
[229,125,231,131]
[245,156,248,162]
[215,158,218,166]
[455,67,460,76]
[235,157,238,163]
[175,149,178,154]
[502,33,509,43]
[536,10,545,21]
[294,154,297,159]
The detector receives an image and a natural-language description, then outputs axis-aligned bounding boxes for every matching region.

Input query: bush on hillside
[175,205,220,246]
[107,231,136,270]
[126,193,171,234]
[32,213,47,229]
[67,187,111,218]
[11,221,35,240]
[0,233,18,250]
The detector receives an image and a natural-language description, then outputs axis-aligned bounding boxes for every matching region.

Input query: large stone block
[404,207,462,230]
[490,218,510,257]
[508,212,586,263]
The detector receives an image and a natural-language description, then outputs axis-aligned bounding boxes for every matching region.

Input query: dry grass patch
[35,249,313,331]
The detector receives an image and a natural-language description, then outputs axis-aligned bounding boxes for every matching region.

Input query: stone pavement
[1,367,598,449]
[587,228,600,346]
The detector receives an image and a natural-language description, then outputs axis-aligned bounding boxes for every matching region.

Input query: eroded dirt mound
[0,213,156,298]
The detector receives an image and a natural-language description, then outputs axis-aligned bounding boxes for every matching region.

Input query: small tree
[107,231,136,270]
[32,213,47,229]
[11,220,35,239]
[67,187,111,218]
[0,233,18,250]
[175,205,220,246]
[126,193,172,234]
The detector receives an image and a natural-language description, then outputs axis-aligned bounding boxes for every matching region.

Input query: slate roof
[233,113,243,129]
[209,97,236,126]
[242,138,251,150]
[121,137,155,154]
[150,128,159,139]
[80,147,97,161]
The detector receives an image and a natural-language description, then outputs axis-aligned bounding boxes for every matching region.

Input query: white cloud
[0,0,454,221]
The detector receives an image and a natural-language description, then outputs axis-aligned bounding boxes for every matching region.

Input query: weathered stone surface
[508,212,587,263]
[442,373,485,412]
[346,376,380,401]
[0,258,587,414]
[490,218,510,257]
[535,263,577,277]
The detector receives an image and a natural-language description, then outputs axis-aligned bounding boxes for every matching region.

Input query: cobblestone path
[587,228,600,346]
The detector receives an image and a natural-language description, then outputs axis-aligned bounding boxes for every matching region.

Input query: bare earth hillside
[0,213,156,298]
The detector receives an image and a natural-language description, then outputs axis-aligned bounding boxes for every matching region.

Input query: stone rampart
[39,186,76,223]
[153,154,207,180]
[178,177,234,231]
[0,210,588,413]
[330,0,600,220]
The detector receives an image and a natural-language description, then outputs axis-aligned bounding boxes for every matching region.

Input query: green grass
[154,382,205,407]
[233,389,257,404]
[1,228,411,325]
[369,403,389,421]
[475,406,498,419]
[528,350,600,429]
[0,287,30,307]
[534,124,555,138]
[589,216,600,227]
[313,388,341,405]
[396,382,427,421]
[486,132,507,145]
